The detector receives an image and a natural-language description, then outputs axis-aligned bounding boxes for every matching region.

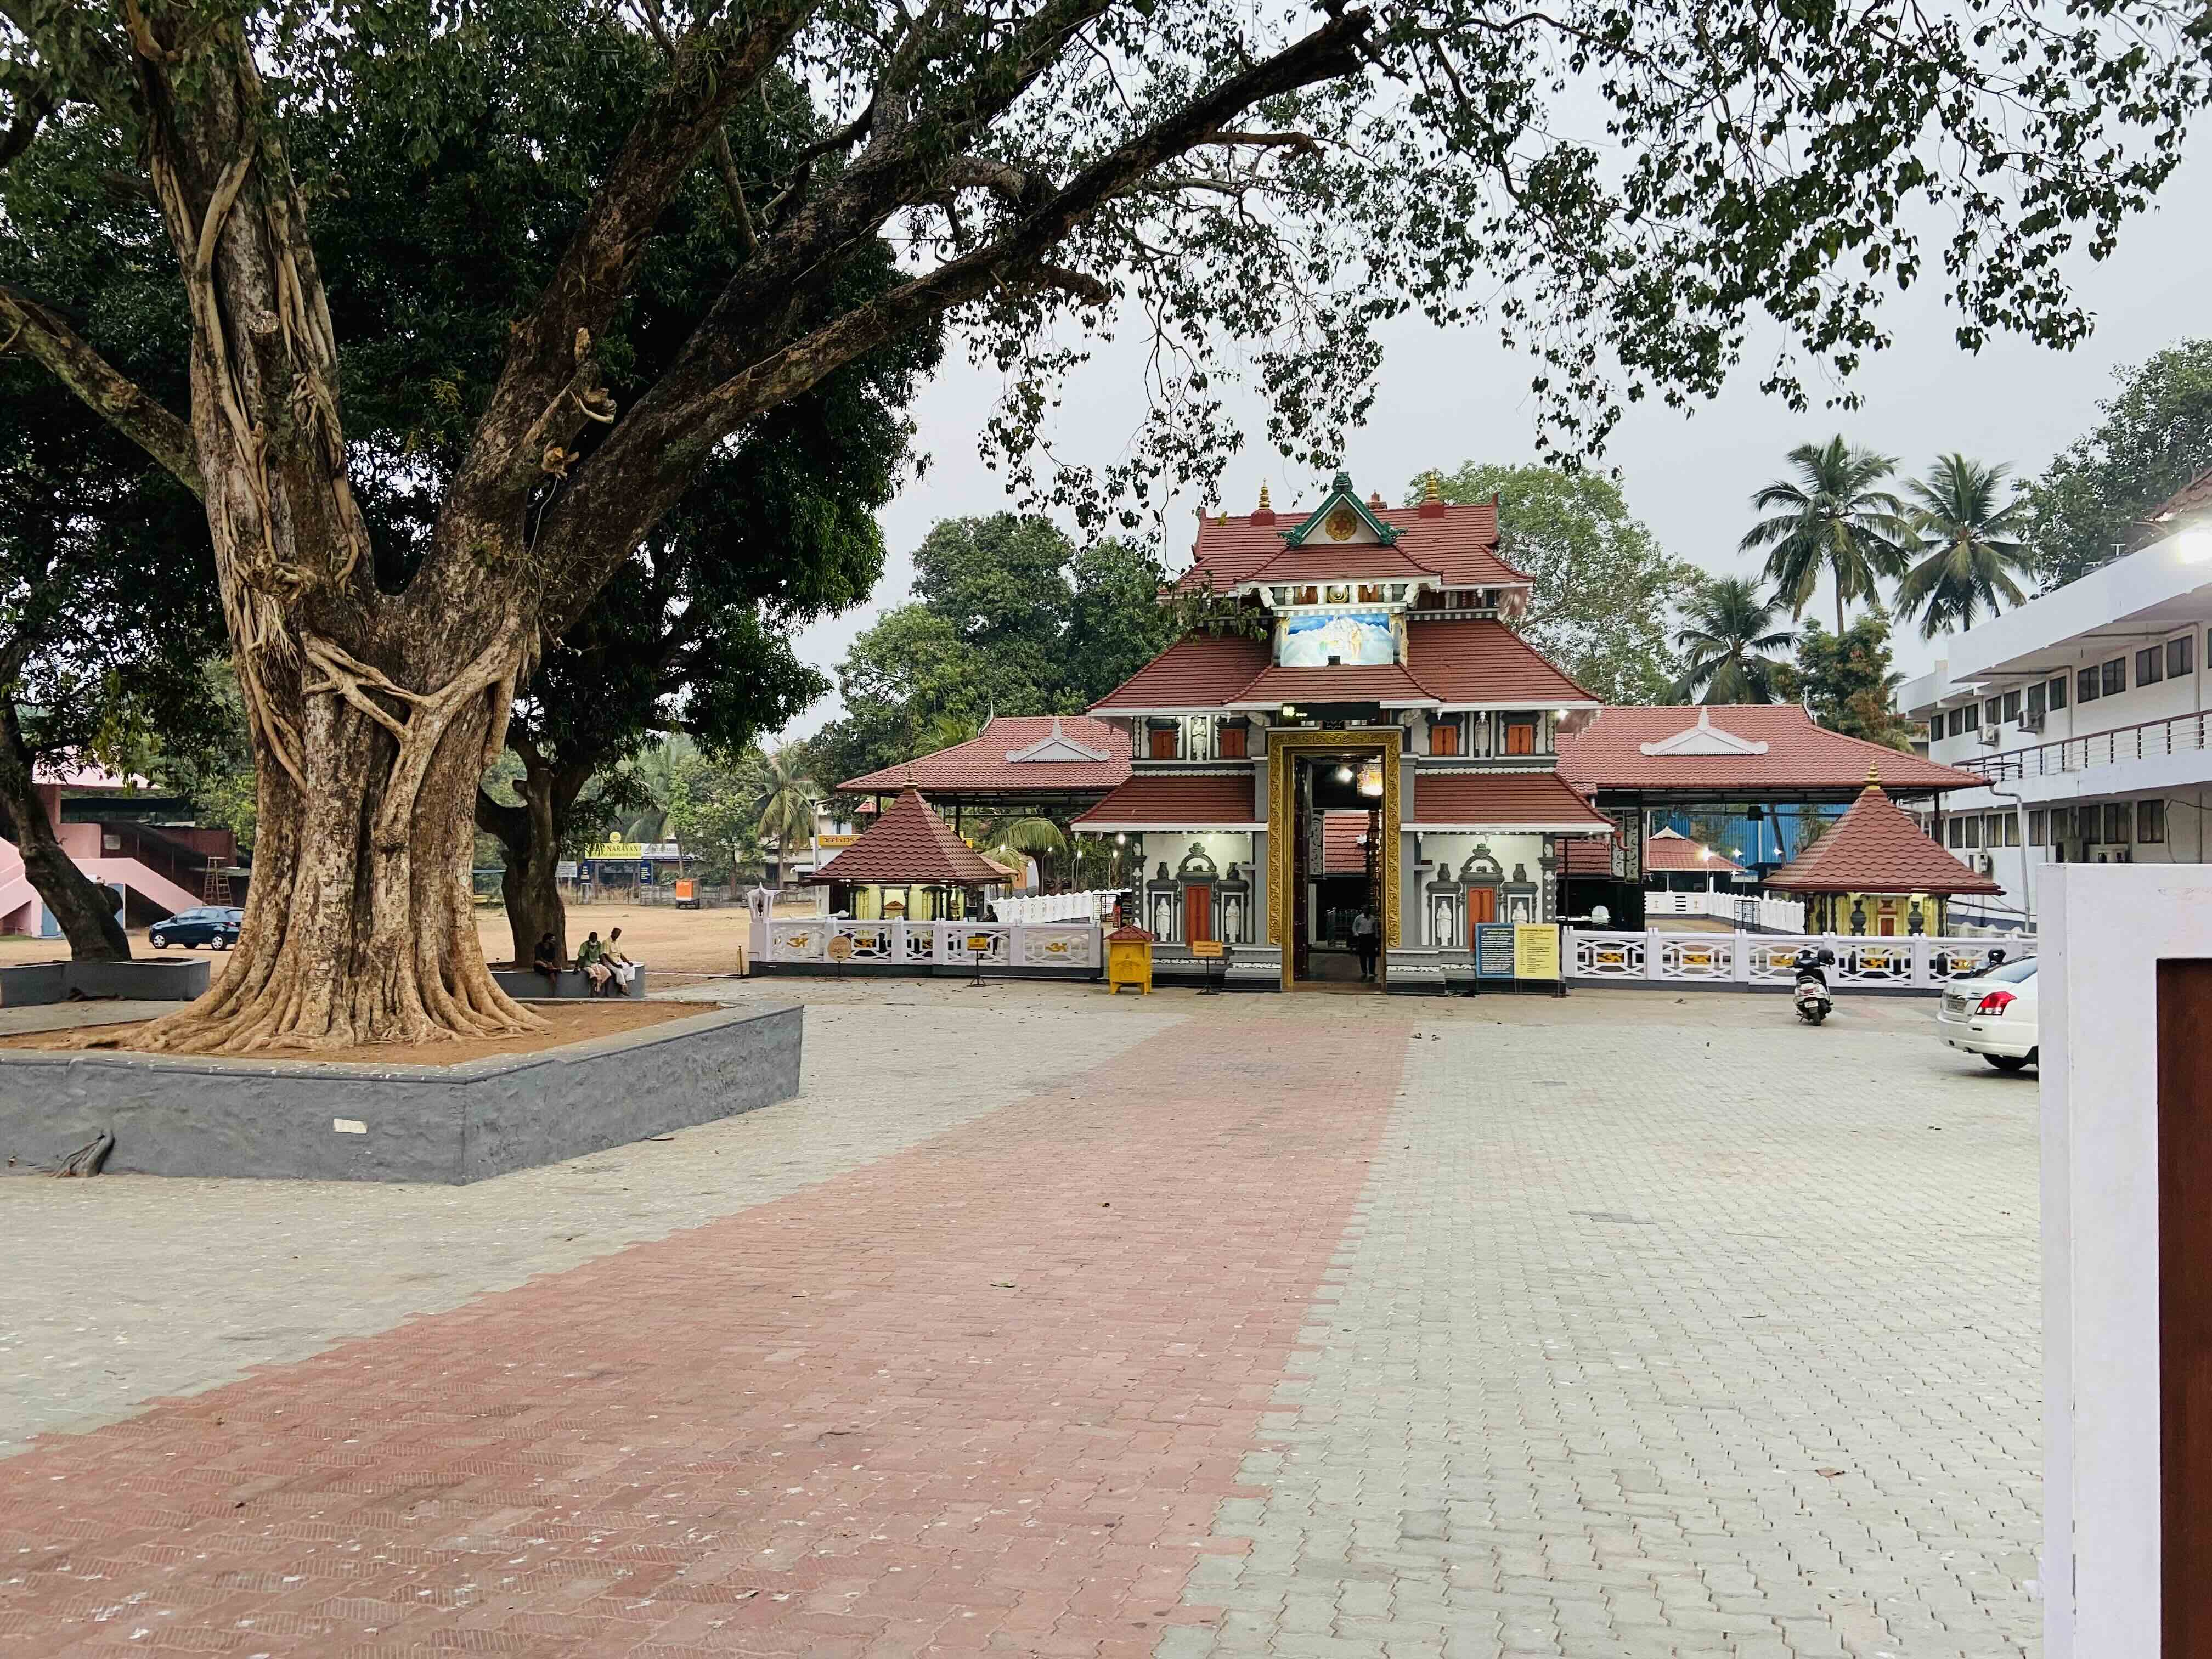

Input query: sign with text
[1513,923,1563,981]
[966,933,996,955]
[1189,940,1225,959]
[1473,923,1516,979]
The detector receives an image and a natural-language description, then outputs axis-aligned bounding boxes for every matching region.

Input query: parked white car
[1936,956,2040,1071]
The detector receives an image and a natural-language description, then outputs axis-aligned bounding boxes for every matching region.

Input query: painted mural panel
[1281,611,1396,667]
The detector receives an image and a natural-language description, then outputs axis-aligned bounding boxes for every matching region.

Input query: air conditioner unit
[1976,727,2001,746]
[2018,710,2046,732]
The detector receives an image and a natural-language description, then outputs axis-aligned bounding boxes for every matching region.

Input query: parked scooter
[1792,946,1837,1025]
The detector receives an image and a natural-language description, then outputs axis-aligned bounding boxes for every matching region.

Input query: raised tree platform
[0,956,211,1007]
[0,1000,799,1183]
[490,964,651,1000]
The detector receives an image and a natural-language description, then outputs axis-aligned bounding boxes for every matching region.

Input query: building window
[2137,645,2165,686]
[2105,802,2131,844]
[2050,805,2072,843]
[2172,635,2196,679]
[1945,707,1962,737]
[1947,817,1965,848]
[2103,657,2128,696]
[1430,720,1460,757]
[2049,674,2068,710]
[1217,723,1247,759]
[2027,681,2046,721]
[1997,814,2019,848]
[1929,716,1944,744]
[2140,799,2167,844]
[1962,702,1980,730]
[1504,719,1536,756]
[1961,816,1982,850]
[2002,689,2022,723]
[1148,726,1177,759]
[1984,696,2002,727]
[2029,809,2046,845]
[2078,666,2101,703]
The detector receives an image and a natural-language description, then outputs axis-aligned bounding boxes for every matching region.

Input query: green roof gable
[1280,471,1402,546]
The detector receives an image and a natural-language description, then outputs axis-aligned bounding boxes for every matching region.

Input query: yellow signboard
[1189,940,1224,959]
[1513,923,1562,981]
[965,933,996,954]
[816,834,859,849]
[586,840,644,860]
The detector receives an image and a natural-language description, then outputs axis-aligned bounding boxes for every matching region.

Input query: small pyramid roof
[1766,775,2001,895]
[806,788,1009,886]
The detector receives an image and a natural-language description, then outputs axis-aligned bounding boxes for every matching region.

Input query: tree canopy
[1739,438,1909,635]
[1673,577,1797,705]
[1774,614,1920,752]
[809,516,1178,790]
[1410,462,1698,702]
[2024,338,2212,590]
[6,0,2205,1050]
[1895,455,2035,639]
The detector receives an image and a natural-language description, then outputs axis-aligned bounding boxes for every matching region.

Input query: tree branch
[0,285,200,495]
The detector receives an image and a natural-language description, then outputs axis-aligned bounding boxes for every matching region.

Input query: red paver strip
[1,1014,1410,1657]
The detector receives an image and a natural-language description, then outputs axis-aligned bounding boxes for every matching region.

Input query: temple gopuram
[1069,471,1616,990]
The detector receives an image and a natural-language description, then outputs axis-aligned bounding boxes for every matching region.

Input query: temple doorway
[1289,752,1386,990]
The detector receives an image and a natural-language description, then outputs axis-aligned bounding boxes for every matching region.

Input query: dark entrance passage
[2162,958,2212,1655]
[1290,754,1384,990]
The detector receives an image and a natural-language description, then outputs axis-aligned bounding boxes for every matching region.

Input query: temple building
[804,787,1012,922]
[1765,772,2002,936]
[1068,472,1615,990]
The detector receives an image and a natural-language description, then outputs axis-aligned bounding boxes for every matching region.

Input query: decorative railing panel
[1566,929,2038,991]
[1572,932,1647,978]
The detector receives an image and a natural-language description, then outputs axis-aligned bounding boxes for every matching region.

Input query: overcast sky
[780,139,2212,740]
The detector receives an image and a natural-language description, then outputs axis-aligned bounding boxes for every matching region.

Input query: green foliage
[2024,340,2212,589]
[667,749,769,885]
[147,663,258,853]
[1412,463,1700,702]
[1673,578,1797,704]
[1739,438,1909,634]
[809,517,1178,788]
[755,745,821,852]
[1895,456,2035,639]
[1774,614,1920,752]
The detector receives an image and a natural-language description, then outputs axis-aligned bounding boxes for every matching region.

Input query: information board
[1514,923,1563,981]
[1473,923,1516,979]
[1189,940,1224,959]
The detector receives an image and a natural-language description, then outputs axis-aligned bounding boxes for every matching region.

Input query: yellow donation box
[1105,926,1156,995]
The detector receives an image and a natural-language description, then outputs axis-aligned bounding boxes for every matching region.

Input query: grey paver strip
[2,986,1182,1453]
[1170,1007,2039,1658]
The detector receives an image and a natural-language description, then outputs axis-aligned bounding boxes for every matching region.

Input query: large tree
[5,0,2204,1052]
[1672,577,1797,704]
[2024,338,2212,589]
[1410,462,1700,702]
[1774,613,1920,752]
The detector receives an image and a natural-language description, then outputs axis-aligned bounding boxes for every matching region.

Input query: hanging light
[1334,764,1355,783]
[1357,759,1384,798]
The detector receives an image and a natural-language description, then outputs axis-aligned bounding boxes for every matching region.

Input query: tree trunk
[0,704,131,961]
[140,648,543,1055]
[500,851,567,970]
[480,755,574,966]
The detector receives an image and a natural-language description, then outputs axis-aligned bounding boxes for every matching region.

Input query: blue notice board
[1474,923,1516,979]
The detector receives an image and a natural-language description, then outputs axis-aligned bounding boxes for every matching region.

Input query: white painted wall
[2042,863,2212,1657]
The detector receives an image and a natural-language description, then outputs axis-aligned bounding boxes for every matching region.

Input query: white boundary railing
[760,918,1101,972]
[1566,929,2035,990]
[990,890,1119,924]
[1643,890,1805,931]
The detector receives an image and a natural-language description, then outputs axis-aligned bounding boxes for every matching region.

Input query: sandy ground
[0,995,718,1065]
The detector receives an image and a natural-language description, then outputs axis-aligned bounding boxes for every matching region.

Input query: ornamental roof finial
[1424,470,1442,505]
[1866,762,1883,792]
[1257,482,1271,511]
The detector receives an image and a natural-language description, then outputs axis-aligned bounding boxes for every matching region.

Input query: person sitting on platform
[531,932,562,994]
[576,930,612,996]
[1352,905,1380,982]
[603,927,636,994]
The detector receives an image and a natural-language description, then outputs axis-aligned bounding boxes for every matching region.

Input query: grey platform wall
[1,1002,800,1183]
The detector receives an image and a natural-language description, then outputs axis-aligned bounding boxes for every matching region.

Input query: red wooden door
[1149,727,1177,759]
[1183,884,1213,944]
[2162,960,2212,1654]
[1466,886,1497,935]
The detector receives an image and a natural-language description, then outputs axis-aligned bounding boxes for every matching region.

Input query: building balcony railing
[1968,708,2212,784]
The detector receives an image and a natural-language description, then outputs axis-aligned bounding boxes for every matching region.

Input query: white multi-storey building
[1896,473,2212,932]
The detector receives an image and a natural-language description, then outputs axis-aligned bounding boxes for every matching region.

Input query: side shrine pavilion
[1069,471,1615,990]
[1765,772,2002,936]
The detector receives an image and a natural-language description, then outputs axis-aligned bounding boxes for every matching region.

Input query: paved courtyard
[1,983,2039,1657]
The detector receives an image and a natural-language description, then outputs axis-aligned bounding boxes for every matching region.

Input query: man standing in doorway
[1352,904,1380,983]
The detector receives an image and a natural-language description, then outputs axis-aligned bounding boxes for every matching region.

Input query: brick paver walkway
[0,1012,1412,1657]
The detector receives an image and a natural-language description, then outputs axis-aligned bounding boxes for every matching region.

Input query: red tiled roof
[1242,541,1442,584]
[1643,830,1745,874]
[1323,811,1374,875]
[1073,774,1261,830]
[1089,633,1273,713]
[1561,833,1616,875]
[1408,771,1615,830]
[837,715,1131,795]
[1558,706,1981,793]
[1407,621,1600,707]
[1234,663,1436,707]
[1765,783,2001,894]
[1175,501,1525,592]
[806,789,1009,885]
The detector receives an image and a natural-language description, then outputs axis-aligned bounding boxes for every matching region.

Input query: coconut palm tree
[1739,437,1910,632]
[992,815,1065,889]
[754,746,820,884]
[1894,454,2036,639]
[1673,578,1799,703]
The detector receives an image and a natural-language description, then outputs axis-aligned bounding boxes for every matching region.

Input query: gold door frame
[1266,727,1402,989]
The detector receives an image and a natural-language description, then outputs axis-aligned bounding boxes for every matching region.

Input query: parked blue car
[149,907,242,950]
